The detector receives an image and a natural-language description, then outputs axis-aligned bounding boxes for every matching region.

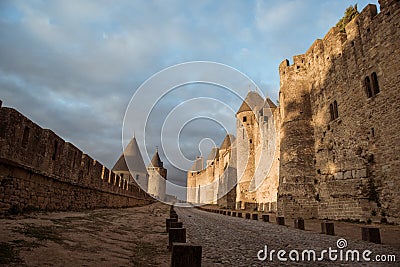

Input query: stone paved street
[176,207,400,266]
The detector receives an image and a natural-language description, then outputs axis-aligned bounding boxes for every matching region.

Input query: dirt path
[0,202,171,267]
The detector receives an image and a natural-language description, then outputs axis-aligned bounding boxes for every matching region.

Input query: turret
[235,91,263,210]
[147,148,167,200]
[112,136,148,191]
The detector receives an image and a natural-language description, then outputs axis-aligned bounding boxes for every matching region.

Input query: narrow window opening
[136,174,139,180]
[22,126,30,148]
[242,116,247,122]
[329,103,334,121]
[87,159,90,174]
[249,139,252,144]
[329,101,339,121]
[72,152,77,167]
[333,100,339,119]
[371,72,380,95]
[364,76,373,98]
[371,128,375,138]
[52,140,58,160]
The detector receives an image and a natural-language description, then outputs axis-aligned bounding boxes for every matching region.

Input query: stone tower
[147,148,167,200]
[112,136,148,191]
[235,91,264,210]
[187,156,204,204]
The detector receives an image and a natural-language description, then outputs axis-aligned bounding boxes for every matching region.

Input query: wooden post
[361,227,381,244]
[166,218,178,232]
[321,222,335,235]
[237,212,242,218]
[169,228,186,250]
[171,243,202,267]
[170,222,183,229]
[252,213,258,220]
[227,211,231,216]
[232,212,236,217]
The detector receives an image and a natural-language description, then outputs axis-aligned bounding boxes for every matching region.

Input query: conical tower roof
[206,147,219,161]
[263,98,277,109]
[112,136,147,173]
[149,148,163,168]
[220,134,235,150]
[237,91,264,114]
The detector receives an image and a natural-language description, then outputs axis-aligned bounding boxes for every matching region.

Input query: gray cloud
[0,0,379,200]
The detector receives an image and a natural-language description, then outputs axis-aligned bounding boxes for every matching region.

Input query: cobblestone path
[175,207,399,267]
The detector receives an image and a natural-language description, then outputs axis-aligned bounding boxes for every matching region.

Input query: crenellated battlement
[0,104,152,214]
[279,3,382,79]
[277,0,400,221]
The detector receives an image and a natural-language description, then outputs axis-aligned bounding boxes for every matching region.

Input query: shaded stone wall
[278,1,400,222]
[255,107,280,212]
[0,106,153,214]
[187,138,237,206]
[236,109,258,210]
[217,141,237,209]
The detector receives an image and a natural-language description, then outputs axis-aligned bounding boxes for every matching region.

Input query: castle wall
[187,171,197,203]
[187,138,237,206]
[217,141,237,209]
[255,108,280,212]
[236,110,258,209]
[278,53,318,218]
[277,1,400,222]
[0,106,153,214]
[147,167,166,201]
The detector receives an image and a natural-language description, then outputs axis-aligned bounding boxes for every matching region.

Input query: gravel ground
[0,202,171,267]
[175,207,400,267]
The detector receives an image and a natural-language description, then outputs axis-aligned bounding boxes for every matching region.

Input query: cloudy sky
[0,0,378,198]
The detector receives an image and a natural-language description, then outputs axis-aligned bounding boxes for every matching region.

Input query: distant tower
[186,156,204,203]
[112,136,148,191]
[147,148,167,200]
[236,91,264,210]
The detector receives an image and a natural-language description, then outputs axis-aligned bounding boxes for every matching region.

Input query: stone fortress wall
[0,103,153,215]
[188,0,400,223]
[278,0,400,222]
[187,135,237,209]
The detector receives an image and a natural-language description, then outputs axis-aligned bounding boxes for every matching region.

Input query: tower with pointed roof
[235,91,264,210]
[147,148,167,200]
[112,136,148,191]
